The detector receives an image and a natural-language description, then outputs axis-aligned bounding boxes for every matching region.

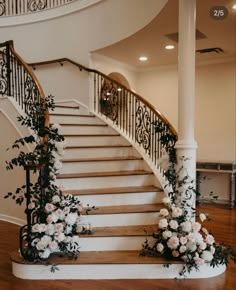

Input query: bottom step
[11,251,226,280]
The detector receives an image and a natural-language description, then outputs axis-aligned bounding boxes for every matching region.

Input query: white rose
[210,246,215,255]
[205,234,215,245]
[172,207,183,218]
[199,213,207,222]
[55,232,66,242]
[157,243,164,252]
[52,195,61,204]
[36,240,47,250]
[180,236,188,245]
[64,225,73,234]
[186,241,197,252]
[46,224,55,236]
[181,221,192,233]
[162,196,171,204]
[192,222,201,232]
[55,209,65,220]
[179,245,187,253]
[162,230,172,239]
[39,248,51,259]
[45,203,55,213]
[169,220,179,230]
[41,235,52,246]
[160,208,169,217]
[65,213,78,225]
[167,236,180,249]
[199,242,207,250]
[158,218,168,229]
[201,250,213,262]
[49,240,58,251]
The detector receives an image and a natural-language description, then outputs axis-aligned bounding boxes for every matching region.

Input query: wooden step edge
[50,113,95,117]
[83,203,162,215]
[65,145,132,149]
[63,186,162,196]
[63,134,120,137]
[59,123,108,127]
[57,170,153,179]
[81,224,158,237]
[61,156,143,163]
[54,105,80,109]
[11,250,182,265]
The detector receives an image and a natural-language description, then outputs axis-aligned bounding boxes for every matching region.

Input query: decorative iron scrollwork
[0,0,6,16]
[135,103,151,153]
[0,48,8,95]
[100,80,118,121]
[27,0,47,12]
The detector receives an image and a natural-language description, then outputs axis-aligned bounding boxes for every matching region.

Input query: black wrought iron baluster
[19,63,23,109]
[0,0,6,16]
[5,43,12,96]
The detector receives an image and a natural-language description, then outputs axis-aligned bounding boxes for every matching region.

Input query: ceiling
[95,0,236,69]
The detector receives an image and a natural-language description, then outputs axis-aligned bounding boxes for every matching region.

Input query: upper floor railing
[0,40,49,127]
[0,0,76,17]
[29,57,177,168]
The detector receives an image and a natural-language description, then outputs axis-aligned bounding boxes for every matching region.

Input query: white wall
[90,53,138,91]
[136,61,236,162]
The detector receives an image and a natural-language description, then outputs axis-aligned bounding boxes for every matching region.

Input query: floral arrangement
[141,123,236,277]
[5,95,94,261]
[141,196,236,276]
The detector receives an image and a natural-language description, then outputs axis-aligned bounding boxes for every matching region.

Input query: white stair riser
[50,115,104,125]
[65,135,130,146]
[56,174,154,189]
[61,125,116,135]
[81,212,160,226]
[79,236,154,251]
[63,147,134,158]
[76,191,164,206]
[52,107,88,115]
[13,263,226,280]
[60,160,143,173]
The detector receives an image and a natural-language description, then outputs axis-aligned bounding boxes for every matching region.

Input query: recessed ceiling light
[233,4,236,10]
[139,56,148,61]
[165,45,175,50]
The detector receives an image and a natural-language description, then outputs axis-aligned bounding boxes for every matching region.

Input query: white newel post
[176,0,197,218]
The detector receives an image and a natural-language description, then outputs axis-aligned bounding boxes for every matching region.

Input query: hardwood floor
[0,204,235,290]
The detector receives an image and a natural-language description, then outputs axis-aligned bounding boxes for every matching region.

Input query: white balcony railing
[0,0,76,17]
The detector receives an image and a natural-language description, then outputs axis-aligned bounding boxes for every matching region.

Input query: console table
[196,161,236,208]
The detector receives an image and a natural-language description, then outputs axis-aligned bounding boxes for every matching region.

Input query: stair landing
[11,251,226,280]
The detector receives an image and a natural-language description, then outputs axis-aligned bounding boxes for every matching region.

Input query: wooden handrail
[29,57,177,136]
[9,41,49,128]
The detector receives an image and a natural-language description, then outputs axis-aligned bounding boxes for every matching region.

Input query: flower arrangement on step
[141,122,236,277]
[5,95,94,261]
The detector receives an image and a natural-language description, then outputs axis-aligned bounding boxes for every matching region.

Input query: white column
[176,0,197,216]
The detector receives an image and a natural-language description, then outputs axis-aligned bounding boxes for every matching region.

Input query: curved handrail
[29,57,176,136]
[0,40,49,128]
[29,56,177,168]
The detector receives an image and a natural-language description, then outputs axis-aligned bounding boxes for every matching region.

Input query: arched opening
[108,72,131,89]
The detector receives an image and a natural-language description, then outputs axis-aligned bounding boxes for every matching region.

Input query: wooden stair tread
[59,123,107,127]
[84,203,162,215]
[50,113,95,117]
[62,156,143,162]
[82,224,158,237]
[57,170,153,179]
[64,185,161,195]
[54,105,80,109]
[65,145,132,149]
[64,133,120,137]
[11,250,181,265]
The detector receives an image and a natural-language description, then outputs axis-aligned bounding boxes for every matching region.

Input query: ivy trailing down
[5,95,93,261]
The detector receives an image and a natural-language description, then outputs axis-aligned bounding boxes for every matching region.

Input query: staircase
[11,103,226,279]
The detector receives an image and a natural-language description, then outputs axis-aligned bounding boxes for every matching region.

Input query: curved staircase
[11,103,226,279]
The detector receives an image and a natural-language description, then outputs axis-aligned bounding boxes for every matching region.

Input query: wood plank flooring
[0,204,235,290]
